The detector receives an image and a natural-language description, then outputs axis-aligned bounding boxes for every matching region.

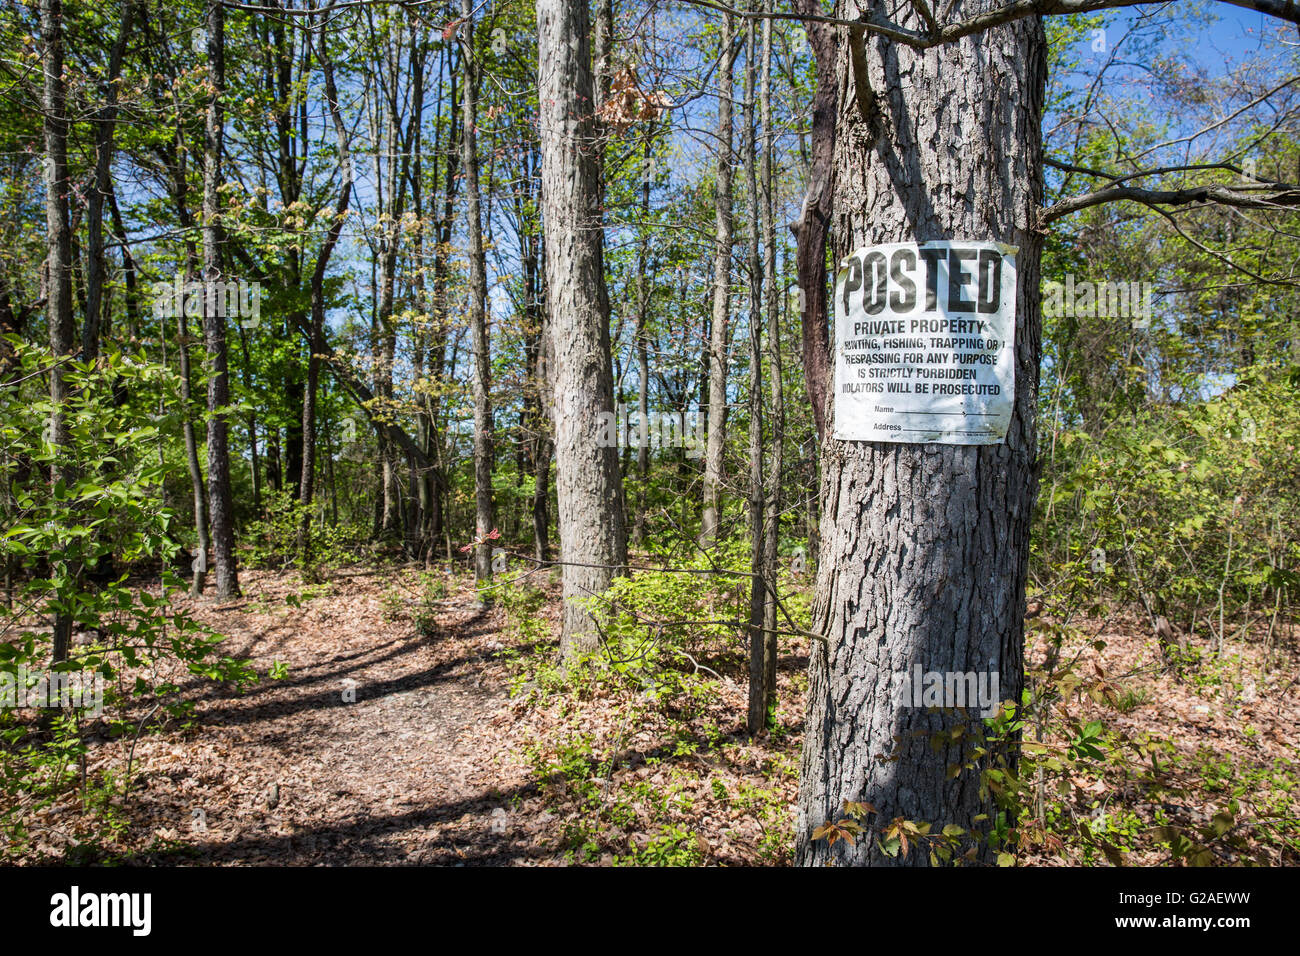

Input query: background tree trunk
[743,10,767,735]
[368,23,415,546]
[83,0,133,364]
[298,22,352,566]
[700,14,735,548]
[797,4,1046,866]
[760,11,782,725]
[633,130,654,547]
[178,273,210,597]
[790,0,836,444]
[524,224,551,563]
[462,0,495,595]
[41,0,75,663]
[237,326,262,518]
[202,0,240,599]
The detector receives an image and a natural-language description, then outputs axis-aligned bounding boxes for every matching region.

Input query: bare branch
[1046,157,1255,185]
[908,0,940,35]
[669,0,1300,50]
[846,26,879,125]
[1040,181,1300,224]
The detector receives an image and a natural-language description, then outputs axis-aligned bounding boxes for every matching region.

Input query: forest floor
[15,565,804,865]
[7,564,1298,866]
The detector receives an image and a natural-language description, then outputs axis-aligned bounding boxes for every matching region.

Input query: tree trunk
[593,0,615,110]
[537,0,628,657]
[419,44,460,556]
[462,0,495,595]
[266,12,305,506]
[796,6,1046,866]
[83,0,133,363]
[371,36,410,543]
[406,28,433,559]
[237,326,262,518]
[202,0,240,599]
[178,266,210,597]
[41,0,75,664]
[299,331,320,565]
[759,12,782,722]
[159,114,211,595]
[523,189,552,563]
[298,22,352,566]
[633,131,654,547]
[742,10,767,735]
[790,0,836,443]
[700,14,735,548]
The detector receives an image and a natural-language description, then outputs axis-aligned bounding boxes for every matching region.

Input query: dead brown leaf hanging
[598,66,672,132]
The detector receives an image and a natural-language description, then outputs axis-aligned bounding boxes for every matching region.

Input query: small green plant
[735,779,794,864]
[614,823,704,866]
[244,490,310,570]
[1113,685,1150,713]
[497,573,549,644]
[411,573,449,638]
[380,588,405,623]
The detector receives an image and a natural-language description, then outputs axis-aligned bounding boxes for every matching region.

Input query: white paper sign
[833,240,1017,445]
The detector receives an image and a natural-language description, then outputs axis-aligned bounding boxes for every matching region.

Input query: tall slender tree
[632,129,654,546]
[40,0,74,662]
[462,0,495,595]
[299,20,354,565]
[202,0,240,599]
[759,9,782,725]
[83,0,134,363]
[743,9,767,734]
[790,0,836,444]
[700,13,735,547]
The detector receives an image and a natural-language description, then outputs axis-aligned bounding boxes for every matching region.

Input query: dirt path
[121,570,552,866]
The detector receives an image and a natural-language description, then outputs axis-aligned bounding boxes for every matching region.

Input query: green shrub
[0,346,261,860]
[413,573,449,638]
[496,571,550,644]
[1034,368,1300,653]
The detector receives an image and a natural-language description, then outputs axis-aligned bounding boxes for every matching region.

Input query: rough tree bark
[537,0,628,657]
[797,2,1046,865]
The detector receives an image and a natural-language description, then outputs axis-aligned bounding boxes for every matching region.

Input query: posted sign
[833,240,1017,445]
